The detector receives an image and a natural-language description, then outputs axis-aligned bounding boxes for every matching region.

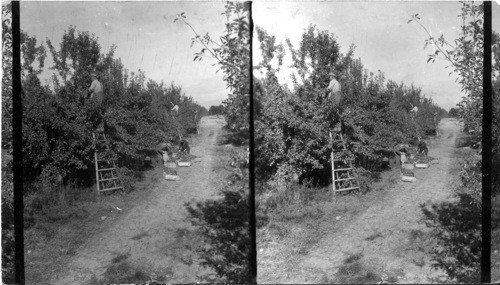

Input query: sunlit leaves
[409,2,484,141]
[175,2,250,132]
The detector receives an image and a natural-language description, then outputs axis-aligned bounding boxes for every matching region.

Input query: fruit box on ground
[402,163,414,170]
[164,167,179,181]
[177,153,197,162]
[177,153,197,167]
[413,154,435,169]
[401,169,416,182]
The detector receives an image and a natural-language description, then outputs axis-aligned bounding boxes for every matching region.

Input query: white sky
[254,1,500,111]
[20,1,230,109]
[18,1,500,111]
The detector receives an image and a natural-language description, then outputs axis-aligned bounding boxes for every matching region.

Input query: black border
[482,1,492,283]
[247,1,257,283]
[12,1,25,284]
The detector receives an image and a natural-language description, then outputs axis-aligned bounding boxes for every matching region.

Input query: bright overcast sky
[20,1,229,109]
[254,1,500,111]
[19,2,500,111]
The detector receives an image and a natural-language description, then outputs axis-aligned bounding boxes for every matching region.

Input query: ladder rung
[99,177,119,182]
[334,168,354,171]
[98,167,117,172]
[98,186,123,192]
[335,187,359,192]
[334,177,356,182]
[333,159,353,163]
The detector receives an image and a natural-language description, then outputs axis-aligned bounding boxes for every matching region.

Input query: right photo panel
[254,2,488,283]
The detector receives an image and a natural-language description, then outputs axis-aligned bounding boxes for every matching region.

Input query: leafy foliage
[2,2,13,151]
[409,2,488,280]
[409,1,484,144]
[1,3,15,283]
[21,25,204,213]
[448,107,459,118]
[493,31,500,196]
[186,186,250,283]
[175,2,250,133]
[174,4,251,282]
[420,194,481,283]
[208,104,224,115]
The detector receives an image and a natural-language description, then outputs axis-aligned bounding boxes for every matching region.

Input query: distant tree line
[208,104,224,115]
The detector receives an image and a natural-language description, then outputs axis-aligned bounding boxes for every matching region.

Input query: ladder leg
[330,132,336,192]
[93,131,123,195]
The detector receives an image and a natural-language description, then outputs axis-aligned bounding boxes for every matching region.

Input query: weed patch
[97,259,150,284]
[111,252,131,264]
[216,128,248,147]
[276,204,324,223]
[365,232,383,241]
[344,252,363,264]
[131,231,149,241]
[333,253,380,284]
[492,194,500,280]
[408,229,424,242]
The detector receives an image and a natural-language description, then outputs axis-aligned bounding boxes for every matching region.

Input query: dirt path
[261,118,461,284]
[49,116,226,284]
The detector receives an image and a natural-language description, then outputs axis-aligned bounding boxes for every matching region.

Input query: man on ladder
[327,71,343,132]
[86,72,123,194]
[326,71,359,193]
[87,72,105,132]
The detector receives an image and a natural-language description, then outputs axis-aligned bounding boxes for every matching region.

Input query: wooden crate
[401,175,417,182]
[164,162,177,168]
[164,174,180,181]
[402,163,414,170]
[415,163,429,169]
[177,161,192,167]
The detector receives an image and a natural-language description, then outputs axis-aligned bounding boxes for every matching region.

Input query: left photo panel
[2,1,252,284]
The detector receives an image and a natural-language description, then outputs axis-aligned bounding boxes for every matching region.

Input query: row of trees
[20,26,207,189]
[253,25,447,186]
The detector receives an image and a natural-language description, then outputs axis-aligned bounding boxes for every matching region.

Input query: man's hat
[329,71,338,77]
[91,72,97,78]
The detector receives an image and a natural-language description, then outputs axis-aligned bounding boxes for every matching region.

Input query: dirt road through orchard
[261,118,461,284]
[49,116,226,284]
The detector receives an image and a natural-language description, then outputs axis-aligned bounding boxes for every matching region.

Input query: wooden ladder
[330,131,360,193]
[92,131,123,195]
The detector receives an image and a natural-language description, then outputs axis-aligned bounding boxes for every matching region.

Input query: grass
[93,252,175,284]
[257,165,402,283]
[92,255,150,284]
[492,194,500,281]
[216,127,248,147]
[131,231,149,240]
[24,167,164,284]
[365,232,383,241]
[408,229,424,242]
[111,252,130,264]
[332,253,381,284]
